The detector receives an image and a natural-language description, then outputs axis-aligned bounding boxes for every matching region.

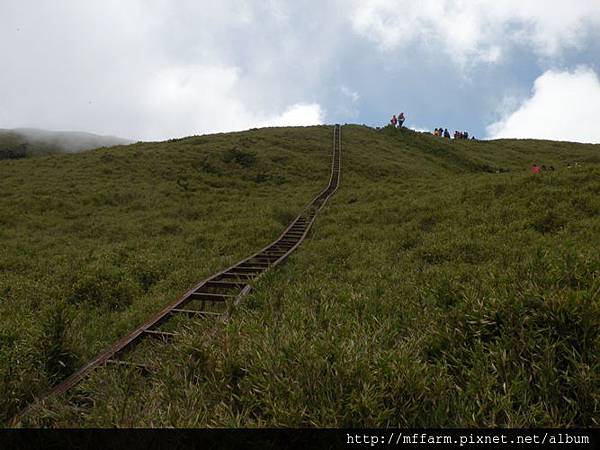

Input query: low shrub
[69,265,137,310]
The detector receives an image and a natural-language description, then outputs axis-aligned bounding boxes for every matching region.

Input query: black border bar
[0,428,598,450]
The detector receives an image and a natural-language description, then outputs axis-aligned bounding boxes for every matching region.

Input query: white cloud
[486,67,600,143]
[266,104,323,127]
[117,65,323,140]
[137,66,322,139]
[341,86,360,104]
[410,126,430,133]
[350,0,600,66]
[2,0,599,140]
[334,86,361,120]
[0,0,333,140]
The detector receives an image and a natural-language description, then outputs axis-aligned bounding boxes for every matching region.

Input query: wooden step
[106,359,151,373]
[205,280,248,287]
[143,330,178,341]
[171,309,223,317]
[188,292,235,300]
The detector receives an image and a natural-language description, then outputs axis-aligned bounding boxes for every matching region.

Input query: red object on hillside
[531,165,541,174]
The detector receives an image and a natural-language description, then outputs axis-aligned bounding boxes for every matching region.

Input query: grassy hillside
[5,125,600,427]
[0,126,332,422]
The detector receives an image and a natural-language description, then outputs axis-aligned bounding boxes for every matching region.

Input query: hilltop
[0,128,131,159]
[1,125,599,427]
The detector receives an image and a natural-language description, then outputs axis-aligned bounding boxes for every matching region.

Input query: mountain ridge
[0,127,132,158]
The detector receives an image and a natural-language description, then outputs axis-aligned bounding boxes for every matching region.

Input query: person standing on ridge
[398,112,405,128]
[443,128,450,138]
[391,115,398,127]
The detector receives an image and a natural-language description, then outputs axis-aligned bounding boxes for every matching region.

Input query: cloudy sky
[2,0,600,142]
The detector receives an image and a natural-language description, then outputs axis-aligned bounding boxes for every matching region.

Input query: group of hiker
[454,131,471,139]
[390,113,406,128]
[383,114,573,175]
[433,128,473,140]
[531,163,555,174]
[433,128,451,138]
[388,113,475,140]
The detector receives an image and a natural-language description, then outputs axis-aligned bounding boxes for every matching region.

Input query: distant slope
[0,128,131,159]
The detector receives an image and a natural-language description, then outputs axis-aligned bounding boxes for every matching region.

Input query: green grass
[3,125,600,427]
[0,126,331,422]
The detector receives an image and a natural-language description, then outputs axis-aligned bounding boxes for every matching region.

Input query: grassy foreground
[4,125,600,427]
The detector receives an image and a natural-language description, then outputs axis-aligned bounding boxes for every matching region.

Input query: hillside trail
[11,124,343,425]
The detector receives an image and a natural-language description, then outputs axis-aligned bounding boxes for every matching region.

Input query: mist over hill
[0,128,132,159]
